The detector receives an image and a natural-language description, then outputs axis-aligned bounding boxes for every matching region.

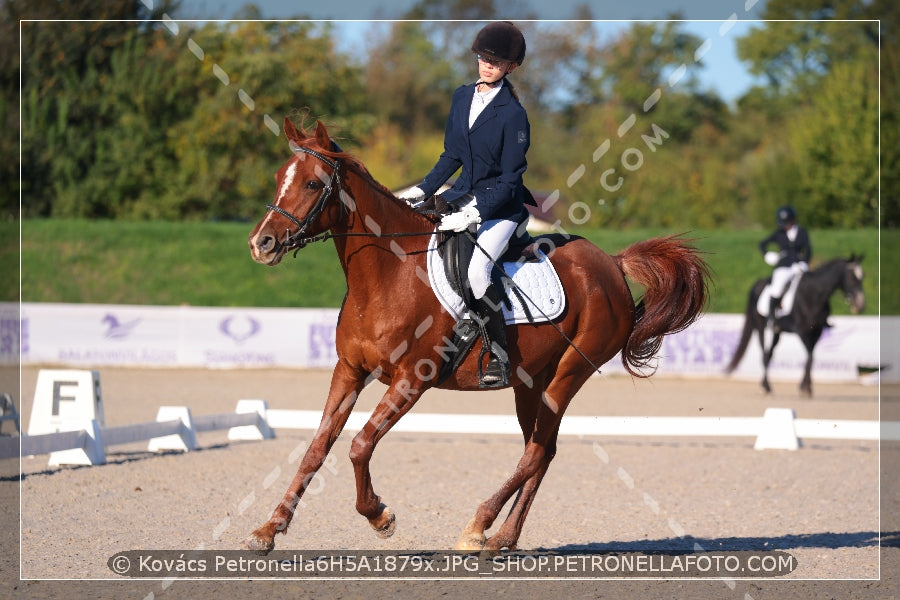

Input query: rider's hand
[397,186,425,206]
[764,251,780,267]
[438,206,482,232]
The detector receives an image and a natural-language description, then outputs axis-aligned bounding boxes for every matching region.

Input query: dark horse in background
[725,256,865,396]
[245,117,711,554]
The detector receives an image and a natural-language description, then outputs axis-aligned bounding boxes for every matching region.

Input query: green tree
[872,0,900,227]
[364,21,457,134]
[15,16,372,221]
[736,0,878,94]
[595,22,705,113]
[161,20,372,221]
[547,21,734,229]
[786,57,878,227]
[10,0,179,219]
[733,4,882,228]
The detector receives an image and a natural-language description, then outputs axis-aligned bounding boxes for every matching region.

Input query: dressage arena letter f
[52,381,78,416]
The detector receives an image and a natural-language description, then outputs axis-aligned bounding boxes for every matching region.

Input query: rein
[264,142,604,375]
[266,145,435,254]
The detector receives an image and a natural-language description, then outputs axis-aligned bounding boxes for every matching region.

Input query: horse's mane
[805,256,861,288]
[811,256,852,275]
[289,112,416,214]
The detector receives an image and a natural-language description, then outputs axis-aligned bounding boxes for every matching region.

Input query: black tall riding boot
[767,295,782,329]
[474,284,510,389]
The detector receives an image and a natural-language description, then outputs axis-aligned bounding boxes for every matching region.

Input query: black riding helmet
[471,21,526,65]
[776,205,797,227]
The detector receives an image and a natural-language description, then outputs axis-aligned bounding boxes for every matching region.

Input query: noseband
[266,145,342,251]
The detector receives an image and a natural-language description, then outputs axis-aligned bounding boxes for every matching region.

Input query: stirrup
[435,318,481,385]
[477,346,510,389]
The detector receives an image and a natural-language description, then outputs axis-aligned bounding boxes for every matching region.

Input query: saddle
[756,273,803,332]
[418,195,545,317]
[415,196,560,384]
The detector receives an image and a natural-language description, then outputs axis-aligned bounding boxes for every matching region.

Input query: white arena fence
[0,371,274,466]
[1,302,895,383]
[0,303,895,468]
[0,368,896,468]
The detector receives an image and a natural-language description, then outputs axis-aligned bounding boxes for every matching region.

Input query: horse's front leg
[242,362,366,554]
[800,349,814,397]
[348,369,425,538]
[758,328,780,394]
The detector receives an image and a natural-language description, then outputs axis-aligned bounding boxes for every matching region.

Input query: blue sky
[180,0,766,21]
[330,20,763,103]
[176,1,767,103]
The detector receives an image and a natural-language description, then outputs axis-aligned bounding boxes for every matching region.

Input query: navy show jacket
[418,82,531,223]
[758,226,812,268]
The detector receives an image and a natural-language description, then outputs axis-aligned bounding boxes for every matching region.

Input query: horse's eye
[306,180,322,191]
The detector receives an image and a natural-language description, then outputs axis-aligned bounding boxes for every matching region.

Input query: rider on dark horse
[398,21,533,388]
[759,205,812,328]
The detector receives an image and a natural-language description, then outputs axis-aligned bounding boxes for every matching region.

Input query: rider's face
[476,55,517,84]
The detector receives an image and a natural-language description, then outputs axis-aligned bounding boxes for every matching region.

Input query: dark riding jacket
[759,226,812,268]
[418,82,532,223]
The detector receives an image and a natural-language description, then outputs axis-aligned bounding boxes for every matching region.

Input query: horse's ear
[314,120,331,150]
[283,117,305,145]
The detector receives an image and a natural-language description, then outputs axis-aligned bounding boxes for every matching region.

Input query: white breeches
[468,218,519,300]
[770,266,794,298]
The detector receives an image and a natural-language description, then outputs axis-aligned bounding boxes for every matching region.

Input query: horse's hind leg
[242,362,365,554]
[800,354,813,397]
[458,368,580,552]
[456,379,545,550]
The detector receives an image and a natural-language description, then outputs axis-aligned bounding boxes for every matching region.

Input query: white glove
[792,261,808,275]
[438,206,482,232]
[397,186,425,206]
[764,251,780,267]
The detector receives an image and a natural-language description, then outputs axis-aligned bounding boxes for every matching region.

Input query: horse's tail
[724,282,761,374]
[613,235,711,378]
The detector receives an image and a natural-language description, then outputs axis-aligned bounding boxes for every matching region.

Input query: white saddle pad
[756,273,802,318]
[426,233,566,324]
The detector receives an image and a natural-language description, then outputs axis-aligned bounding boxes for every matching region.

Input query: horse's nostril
[257,235,275,253]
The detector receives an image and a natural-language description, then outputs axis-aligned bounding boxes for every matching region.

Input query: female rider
[399,21,533,388]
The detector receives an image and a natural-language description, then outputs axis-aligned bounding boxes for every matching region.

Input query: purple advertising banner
[7,304,893,383]
[600,313,887,383]
[15,303,338,370]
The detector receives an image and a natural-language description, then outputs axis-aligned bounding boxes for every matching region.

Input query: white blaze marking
[276,162,298,205]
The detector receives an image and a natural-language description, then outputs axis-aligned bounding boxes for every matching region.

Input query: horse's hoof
[455,534,486,551]
[484,537,515,552]
[241,531,275,555]
[370,505,396,539]
[455,519,486,551]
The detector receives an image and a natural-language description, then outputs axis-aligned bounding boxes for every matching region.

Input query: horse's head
[841,254,866,314]
[249,117,347,266]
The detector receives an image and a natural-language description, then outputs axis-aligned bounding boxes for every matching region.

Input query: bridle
[264,143,436,254]
[266,144,342,252]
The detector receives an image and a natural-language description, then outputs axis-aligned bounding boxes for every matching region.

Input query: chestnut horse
[245,117,710,553]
